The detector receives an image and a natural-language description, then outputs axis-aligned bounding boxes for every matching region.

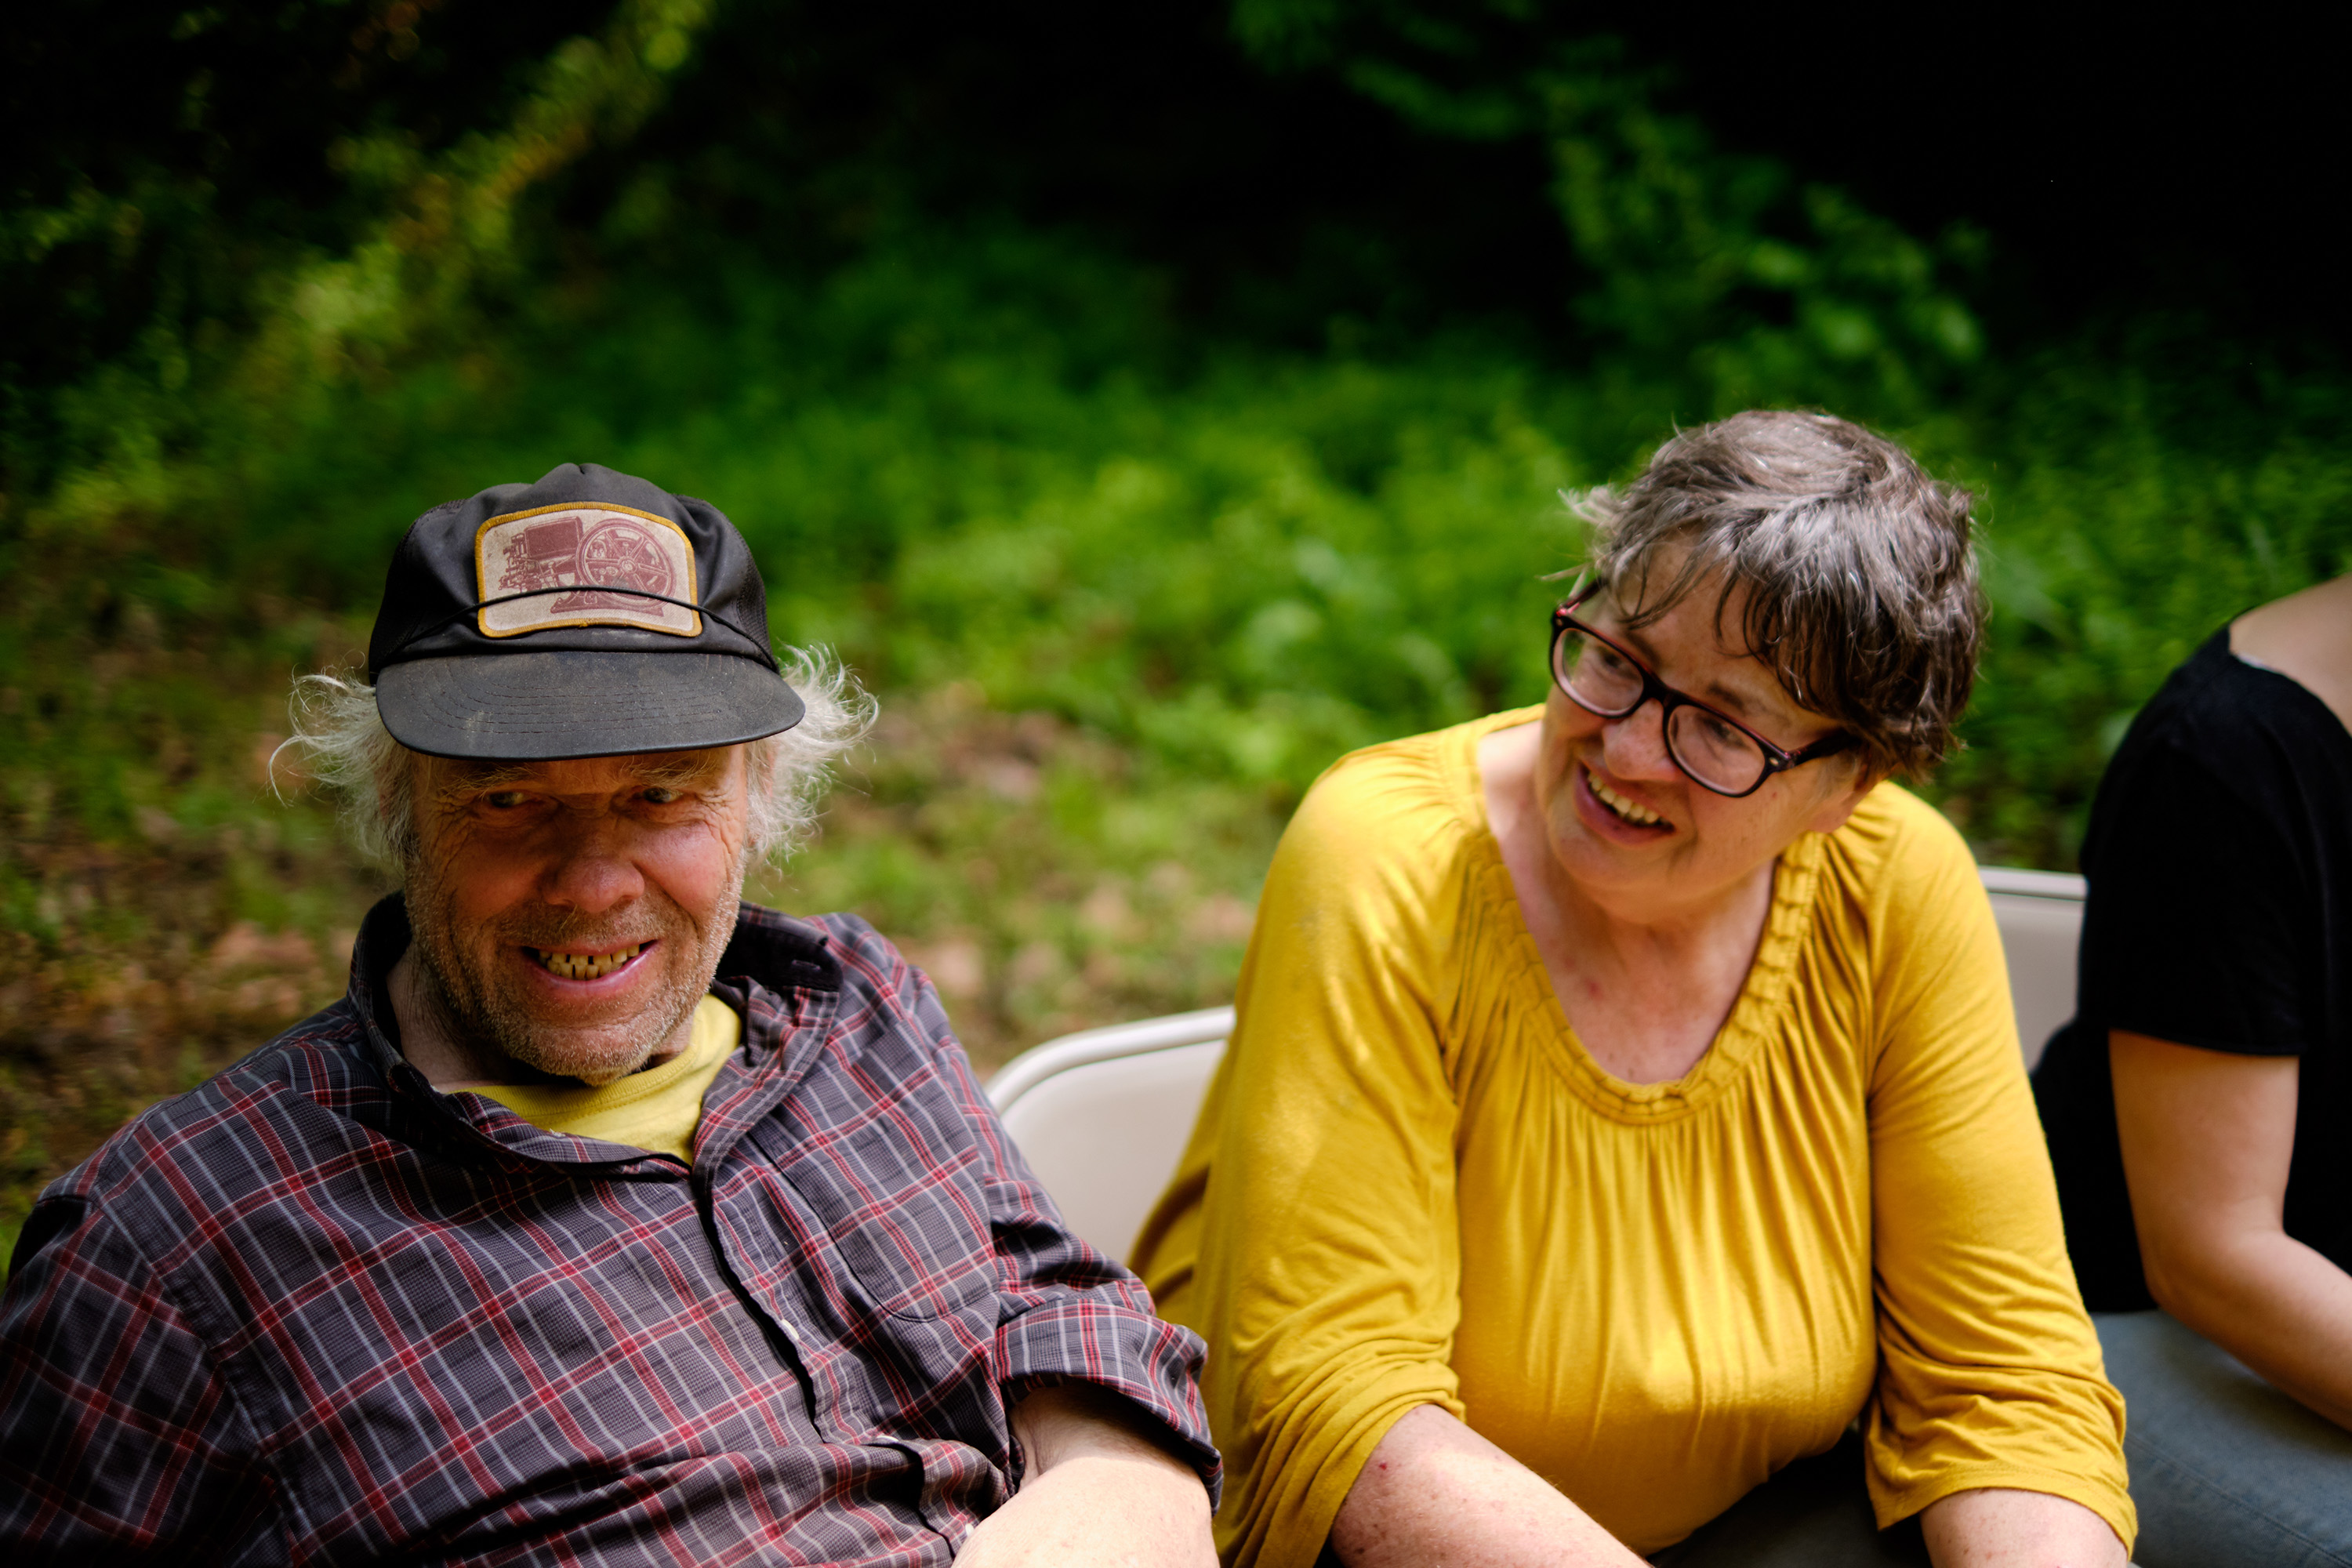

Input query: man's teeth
[535,943,645,980]
[1588,770,1664,826]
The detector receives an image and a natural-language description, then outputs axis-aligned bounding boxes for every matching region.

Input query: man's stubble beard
[401,844,748,1087]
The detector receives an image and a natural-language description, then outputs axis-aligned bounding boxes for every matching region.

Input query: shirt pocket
[766,1116,999,1323]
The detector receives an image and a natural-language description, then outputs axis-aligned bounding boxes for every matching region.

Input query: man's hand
[955,1385,1216,1567]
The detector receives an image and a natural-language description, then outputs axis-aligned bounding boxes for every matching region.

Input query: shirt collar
[342,893,846,1171]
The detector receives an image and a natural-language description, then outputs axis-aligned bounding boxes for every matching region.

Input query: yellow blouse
[465,995,741,1164]
[1133,710,2132,1563]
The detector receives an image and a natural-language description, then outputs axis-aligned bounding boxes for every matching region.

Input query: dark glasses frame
[1550,593,1857,799]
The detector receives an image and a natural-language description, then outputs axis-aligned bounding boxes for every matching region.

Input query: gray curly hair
[1573,409,1984,781]
[278,648,873,871]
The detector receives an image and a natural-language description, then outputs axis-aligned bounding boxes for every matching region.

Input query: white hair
[276,648,874,871]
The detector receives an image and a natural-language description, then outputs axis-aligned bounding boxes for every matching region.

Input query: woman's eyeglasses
[1550,596,1855,799]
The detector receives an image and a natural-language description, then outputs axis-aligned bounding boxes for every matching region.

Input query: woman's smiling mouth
[1581,762,1671,829]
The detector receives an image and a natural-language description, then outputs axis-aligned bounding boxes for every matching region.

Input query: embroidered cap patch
[474,504,702,638]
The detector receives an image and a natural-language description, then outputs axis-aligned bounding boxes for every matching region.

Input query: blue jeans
[2096,1310,2352,1568]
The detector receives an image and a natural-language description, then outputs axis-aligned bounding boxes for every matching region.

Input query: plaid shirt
[0,897,1216,1565]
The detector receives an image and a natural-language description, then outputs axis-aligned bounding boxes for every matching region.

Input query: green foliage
[1536,52,1985,423]
[4,0,710,499]
[25,216,2349,875]
[14,87,2352,856]
[1230,5,1986,423]
[1940,343,2352,860]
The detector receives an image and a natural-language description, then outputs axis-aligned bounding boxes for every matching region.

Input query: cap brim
[376,651,806,760]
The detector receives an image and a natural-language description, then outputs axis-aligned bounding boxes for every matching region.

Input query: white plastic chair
[987,1007,1234,1262]
[989,867,2086,1260]
[1979,866,2088,1073]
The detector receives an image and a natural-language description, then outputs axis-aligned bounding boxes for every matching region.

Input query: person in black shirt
[2035,570,2352,1566]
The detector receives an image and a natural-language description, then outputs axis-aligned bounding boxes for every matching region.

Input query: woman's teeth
[534,943,645,980]
[1587,768,1664,826]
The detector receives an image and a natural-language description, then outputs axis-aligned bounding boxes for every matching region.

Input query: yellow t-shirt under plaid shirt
[466,994,740,1163]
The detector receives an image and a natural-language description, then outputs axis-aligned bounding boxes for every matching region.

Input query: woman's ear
[1801,758,1879,837]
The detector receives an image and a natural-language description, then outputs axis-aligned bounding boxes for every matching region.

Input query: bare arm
[2111,1029,2352,1428]
[1919,1487,2128,1566]
[954,1385,1215,1566]
[1331,1410,2125,1568]
[1327,1405,1646,1568]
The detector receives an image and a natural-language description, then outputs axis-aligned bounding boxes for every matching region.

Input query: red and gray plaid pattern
[0,898,1215,1564]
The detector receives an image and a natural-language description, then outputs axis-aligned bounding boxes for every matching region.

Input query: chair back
[987,1008,1233,1262]
[988,867,2085,1260]
[1979,866,2086,1072]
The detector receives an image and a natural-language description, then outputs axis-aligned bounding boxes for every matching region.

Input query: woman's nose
[1601,698,1679,780]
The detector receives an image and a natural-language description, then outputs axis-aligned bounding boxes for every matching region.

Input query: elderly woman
[1132,412,2133,1566]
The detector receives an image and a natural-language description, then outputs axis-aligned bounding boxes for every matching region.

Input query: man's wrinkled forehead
[416,746,739,795]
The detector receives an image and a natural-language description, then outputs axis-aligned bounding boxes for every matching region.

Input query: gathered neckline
[1446,709,1823,1123]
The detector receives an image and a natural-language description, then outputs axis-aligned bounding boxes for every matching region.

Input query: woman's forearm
[2147,1226,2352,1429]
[2109,1030,2352,1430]
[1919,1487,2128,1567]
[1330,1404,1646,1568]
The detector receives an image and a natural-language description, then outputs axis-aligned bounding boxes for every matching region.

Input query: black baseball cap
[367,463,805,760]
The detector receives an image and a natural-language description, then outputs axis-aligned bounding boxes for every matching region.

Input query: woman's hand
[1328,1404,1647,1568]
[1919,1486,2128,1566]
[2111,1029,2352,1428]
[954,1385,1215,1567]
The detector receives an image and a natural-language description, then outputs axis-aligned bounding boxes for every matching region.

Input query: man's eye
[484,790,528,810]
[641,786,683,805]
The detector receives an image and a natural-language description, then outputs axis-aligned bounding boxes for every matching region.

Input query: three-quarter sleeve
[1134,764,1471,1568]
[1860,817,2135,1544]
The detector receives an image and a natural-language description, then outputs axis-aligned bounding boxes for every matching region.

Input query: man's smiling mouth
[529,943,649,981]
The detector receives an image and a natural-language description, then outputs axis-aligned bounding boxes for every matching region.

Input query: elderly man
[0,465,1220,1564]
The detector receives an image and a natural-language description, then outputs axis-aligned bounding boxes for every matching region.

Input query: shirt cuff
[996,1297,1222,1504]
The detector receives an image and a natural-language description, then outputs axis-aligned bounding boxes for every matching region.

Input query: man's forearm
[954,1385,1213,1566]
[1010,1384,1203,1480]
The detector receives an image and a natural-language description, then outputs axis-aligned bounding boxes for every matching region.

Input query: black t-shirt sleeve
[2077,736,2317,1058]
